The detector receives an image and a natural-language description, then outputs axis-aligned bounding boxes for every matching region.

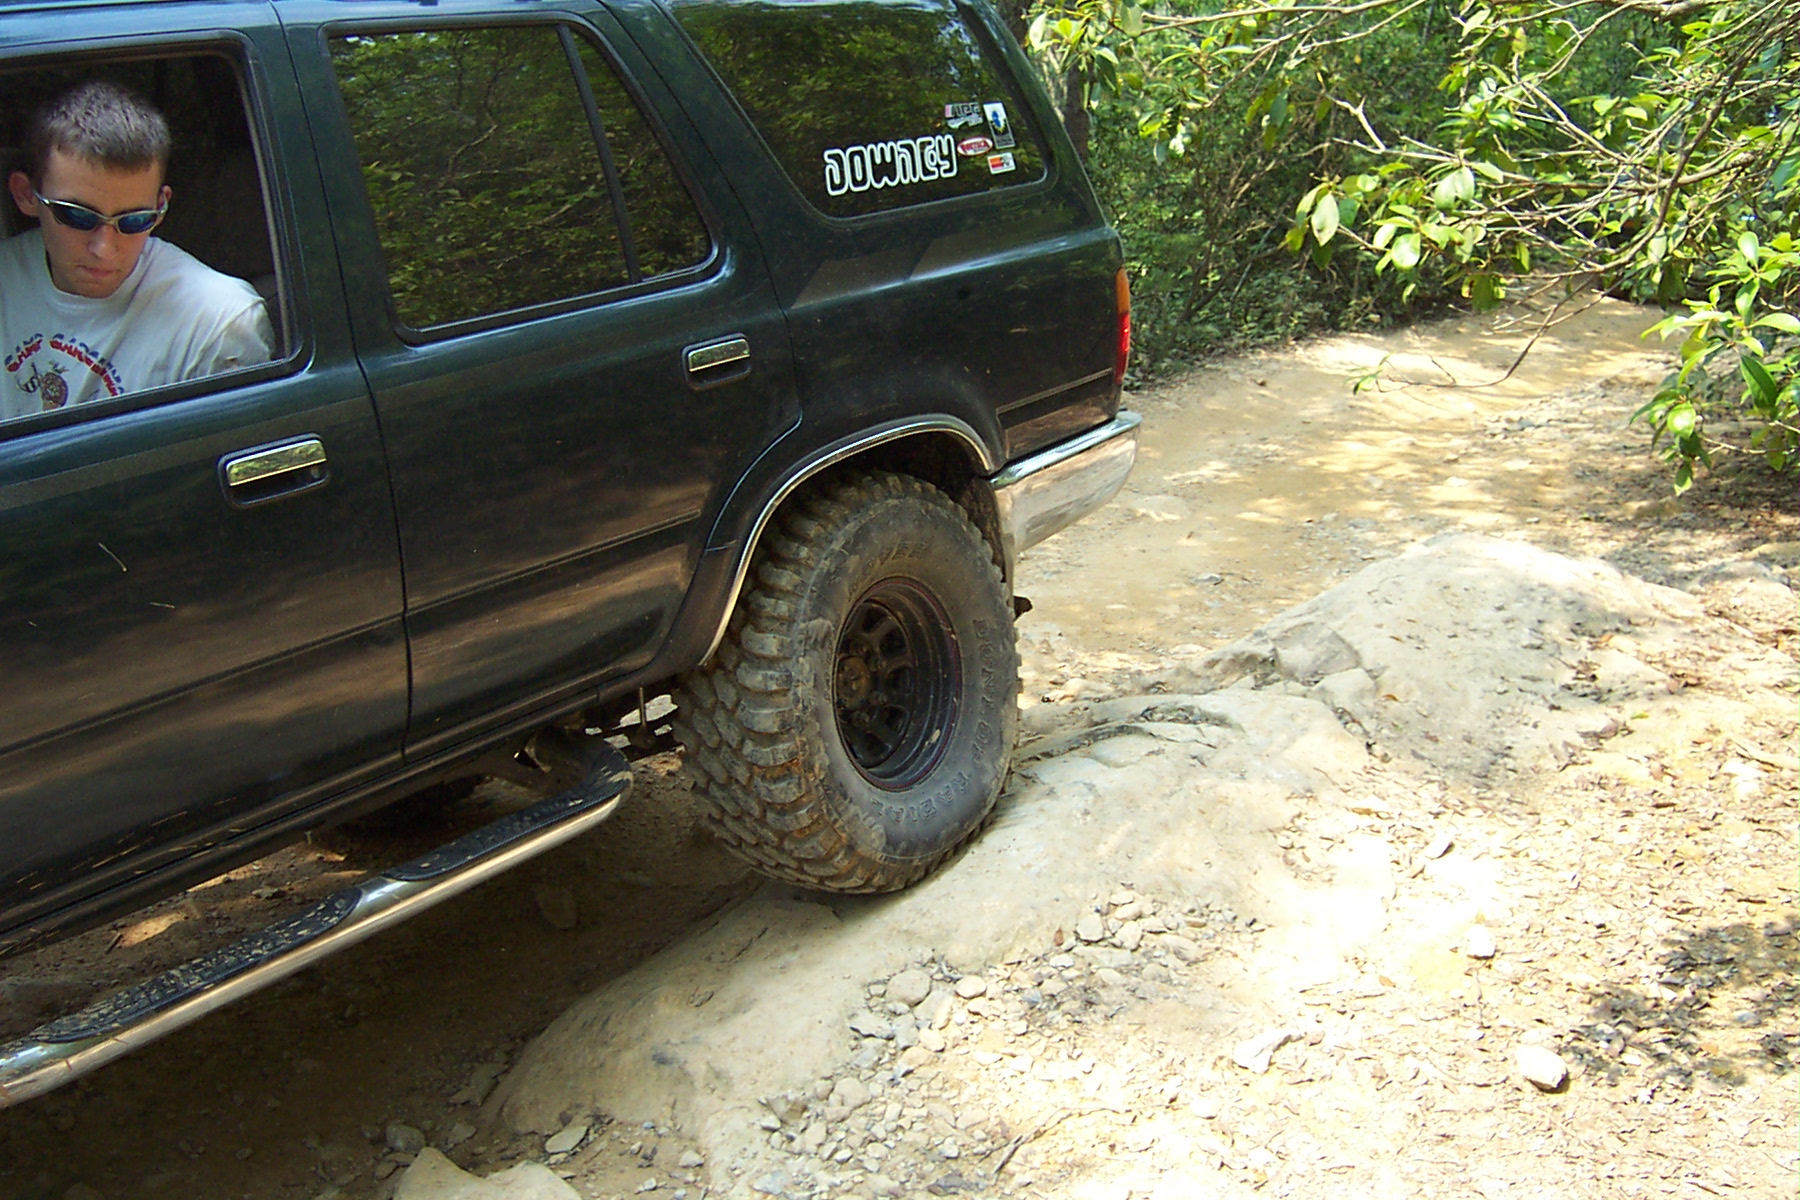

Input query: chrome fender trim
[699,415,998,664]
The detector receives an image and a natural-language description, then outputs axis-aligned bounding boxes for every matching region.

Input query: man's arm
[207,298,276,376]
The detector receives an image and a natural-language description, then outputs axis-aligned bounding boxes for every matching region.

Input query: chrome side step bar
[0,741,633,1109]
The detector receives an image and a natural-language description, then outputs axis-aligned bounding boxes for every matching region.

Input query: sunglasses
[32,187,166,236]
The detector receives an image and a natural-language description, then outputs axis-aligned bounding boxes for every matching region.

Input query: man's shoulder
[0,228,46,278]
[136,238,265,316]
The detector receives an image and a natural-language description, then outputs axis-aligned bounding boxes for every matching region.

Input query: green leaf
[1738,231,1760,265]
[1667,403,1697,438]
[1390,232,1422,270]
[1432,166,1475,211]
[1311,192,1341,245]
[1752,312,1800,334]
[1121,3,1143,36]
[1740,354,1779,404]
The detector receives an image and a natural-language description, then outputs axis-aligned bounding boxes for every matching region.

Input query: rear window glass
[671,0,1045,219]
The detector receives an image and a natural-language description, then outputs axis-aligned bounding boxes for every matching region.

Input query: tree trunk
[1062,65,1090,162]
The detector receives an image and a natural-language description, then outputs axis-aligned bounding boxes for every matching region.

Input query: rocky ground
[1,296,1793,1200]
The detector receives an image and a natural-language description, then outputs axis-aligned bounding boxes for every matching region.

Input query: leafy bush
[1031,0,1800,486]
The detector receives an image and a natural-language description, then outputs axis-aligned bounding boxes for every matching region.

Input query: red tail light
[1114,268,1131,384]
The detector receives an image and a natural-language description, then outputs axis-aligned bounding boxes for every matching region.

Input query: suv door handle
[219,437,330,507]
[684,335,751,389]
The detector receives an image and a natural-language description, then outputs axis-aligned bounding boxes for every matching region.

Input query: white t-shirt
[0,229,274,421]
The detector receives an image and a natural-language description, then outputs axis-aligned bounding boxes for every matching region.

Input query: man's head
[6,81,173,299]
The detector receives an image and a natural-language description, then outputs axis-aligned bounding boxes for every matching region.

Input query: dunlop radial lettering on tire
[673,472,1019,892]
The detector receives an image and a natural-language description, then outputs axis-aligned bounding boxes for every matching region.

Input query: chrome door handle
[220,437,329,507]
[683,335,751,388]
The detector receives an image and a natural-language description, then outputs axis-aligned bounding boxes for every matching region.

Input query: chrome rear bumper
[992,411,1140,577]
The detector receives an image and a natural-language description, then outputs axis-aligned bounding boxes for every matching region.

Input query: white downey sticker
[986,151,1016,175]
[822,134,959,197]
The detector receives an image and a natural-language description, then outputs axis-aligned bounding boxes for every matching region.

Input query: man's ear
[7,170,38,218]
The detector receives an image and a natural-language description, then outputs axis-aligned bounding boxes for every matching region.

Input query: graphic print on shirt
[5,330,126,411]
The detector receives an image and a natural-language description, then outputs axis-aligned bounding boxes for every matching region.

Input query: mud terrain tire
[674,471,1020,892]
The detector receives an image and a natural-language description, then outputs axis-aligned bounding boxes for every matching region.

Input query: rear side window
[671,0,1045,219]
[330,26,709,332]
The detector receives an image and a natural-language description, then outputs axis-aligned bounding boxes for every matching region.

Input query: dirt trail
[0,296,1793,1200]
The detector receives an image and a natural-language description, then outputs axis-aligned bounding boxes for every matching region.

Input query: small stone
[892,1017,919,1050]
[1465,926,1498,959]
[532,884,579,930]
[751,1170,789,1195]
[1112,901,1145,923]
[637,1179,659,1193]
[887,969,934,1008]
[440,1122,476,1149]
[1423,832,1454,859]
[866,1173,903,1198]
[918,1028,947,1053]
[1108,889,1138,907]
[757,1113,782,1131]
[1073,945,1134,970]
[939,1138,961,1159]
[831,1076,872,1111]
[385,1123,426,1155]
[545,1122,589,1155]
[677,1150,705,1169]
[1115,921,1144,951]
[1158,934,1202,963]
[917,988,955,1029]
[1232,1029,1300,1074]
[449,1063,503,1107]
[953,976,988,999]
[1516,1045,1569,1091]
[1075,913,1106,943]
[897,1046,936,1075]
[850,1010,895,1039]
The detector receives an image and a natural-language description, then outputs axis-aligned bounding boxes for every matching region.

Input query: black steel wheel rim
[833,578,960,788]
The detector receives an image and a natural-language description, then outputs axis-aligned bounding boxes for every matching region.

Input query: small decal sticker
[956,135,995,157]
[822,134,959,197]
[983,101,1016,149]
[986,151,1016,175]
[944,102,984,129]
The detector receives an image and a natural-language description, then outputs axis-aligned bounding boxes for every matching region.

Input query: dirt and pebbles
[1,294,1793,1200]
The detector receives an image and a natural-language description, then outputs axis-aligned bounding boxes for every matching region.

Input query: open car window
[0,52,283,426]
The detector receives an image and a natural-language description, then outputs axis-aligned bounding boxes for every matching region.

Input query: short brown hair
[25,80,171,182]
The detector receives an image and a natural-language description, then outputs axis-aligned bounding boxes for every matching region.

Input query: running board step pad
[0,742,632,1108]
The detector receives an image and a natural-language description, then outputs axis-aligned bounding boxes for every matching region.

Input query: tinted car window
[332,28,616,329]
[573,40,710,279]
[671,0,1044,219]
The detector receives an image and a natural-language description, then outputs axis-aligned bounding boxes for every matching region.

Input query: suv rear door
[281,1,798,755]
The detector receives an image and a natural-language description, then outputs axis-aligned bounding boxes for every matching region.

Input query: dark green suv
[0,0,1137,1104]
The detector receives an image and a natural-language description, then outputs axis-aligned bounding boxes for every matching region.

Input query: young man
[1,80,273,421]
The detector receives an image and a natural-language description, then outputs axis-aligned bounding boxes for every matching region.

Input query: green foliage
[1030,0,1800,484]
[1051,0,1464,371]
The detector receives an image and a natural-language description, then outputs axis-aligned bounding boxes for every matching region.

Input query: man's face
[7,149,169,299]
